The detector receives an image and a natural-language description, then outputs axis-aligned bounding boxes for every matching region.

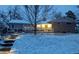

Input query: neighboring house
[48,17,76,33]
[7,20,34,33]
[0,22,9,34]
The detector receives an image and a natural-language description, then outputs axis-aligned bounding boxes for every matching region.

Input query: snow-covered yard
[11,33,79,54]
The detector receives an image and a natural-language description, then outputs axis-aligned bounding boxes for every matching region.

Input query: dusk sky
[0,5,78,21]
[0,5,77,15]
[54,5,77,15]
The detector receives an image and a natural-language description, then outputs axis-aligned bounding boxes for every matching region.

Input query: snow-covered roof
[37,19,52,24]
[9,19,52,24]
[0,20,9,28]
[9,20,30,24]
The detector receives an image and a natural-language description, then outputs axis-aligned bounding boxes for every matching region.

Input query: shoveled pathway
[0,34,19,54]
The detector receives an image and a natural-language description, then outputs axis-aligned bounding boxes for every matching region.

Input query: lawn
[11,33,79,54]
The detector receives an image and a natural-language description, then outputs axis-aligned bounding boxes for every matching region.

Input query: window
[45,25,48,28]
[66,22,71,24]
[48,24,52,28]
[37,24,41,28]
[11,24,14,29]
[57,23,60,24]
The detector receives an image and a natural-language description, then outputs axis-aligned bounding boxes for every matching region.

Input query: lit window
[45,25,48,28]
[42,24,45,28]
[37,25,41,28]
[48,24,52,28]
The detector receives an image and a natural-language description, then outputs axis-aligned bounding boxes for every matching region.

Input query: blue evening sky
[0,5,77,15]
[54,5,77,15]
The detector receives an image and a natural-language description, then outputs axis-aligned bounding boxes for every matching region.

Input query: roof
[37,19,52,24]
[9,20,30,24]
[0,20,9,28]
[48,17,76,23]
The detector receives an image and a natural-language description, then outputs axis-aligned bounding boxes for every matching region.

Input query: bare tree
[24,5,54,34]
[76,6,79,20]
[53,12,62,19]
[0,6,23,35]
[0,11,10,35]
[0,11,9,28]
[24,5,41,34]
[8,6,23,20]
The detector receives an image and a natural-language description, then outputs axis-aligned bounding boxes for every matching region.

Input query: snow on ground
[11,33,79,54]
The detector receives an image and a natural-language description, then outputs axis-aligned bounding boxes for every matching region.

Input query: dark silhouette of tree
[9,6,23,20]
[34,5,39,34]
[0,6,23,34]
[76,5,79,20]
[0,11,10,35]
[24,5,54,35]
[0,11,9,28]
[75,5,79,32]
[24,5,41,34]
[54,12,62,19]
[66,10,76,20]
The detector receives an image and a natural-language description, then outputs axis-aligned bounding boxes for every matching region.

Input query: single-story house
[0,17,76,33]
[7,20,53,33]
[37,17,76,33]
[7,20,34,33]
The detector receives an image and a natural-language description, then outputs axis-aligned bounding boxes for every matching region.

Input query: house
[37,17,76,33]
[7,20,34,33]
[0,16,76,33]
[7,20,53,33]
[48,17,76,33]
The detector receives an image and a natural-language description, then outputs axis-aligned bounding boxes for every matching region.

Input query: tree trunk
[34,19,37,35]
[34,5,39,35]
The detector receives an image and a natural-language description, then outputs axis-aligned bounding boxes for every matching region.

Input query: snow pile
[11,33,79,54]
